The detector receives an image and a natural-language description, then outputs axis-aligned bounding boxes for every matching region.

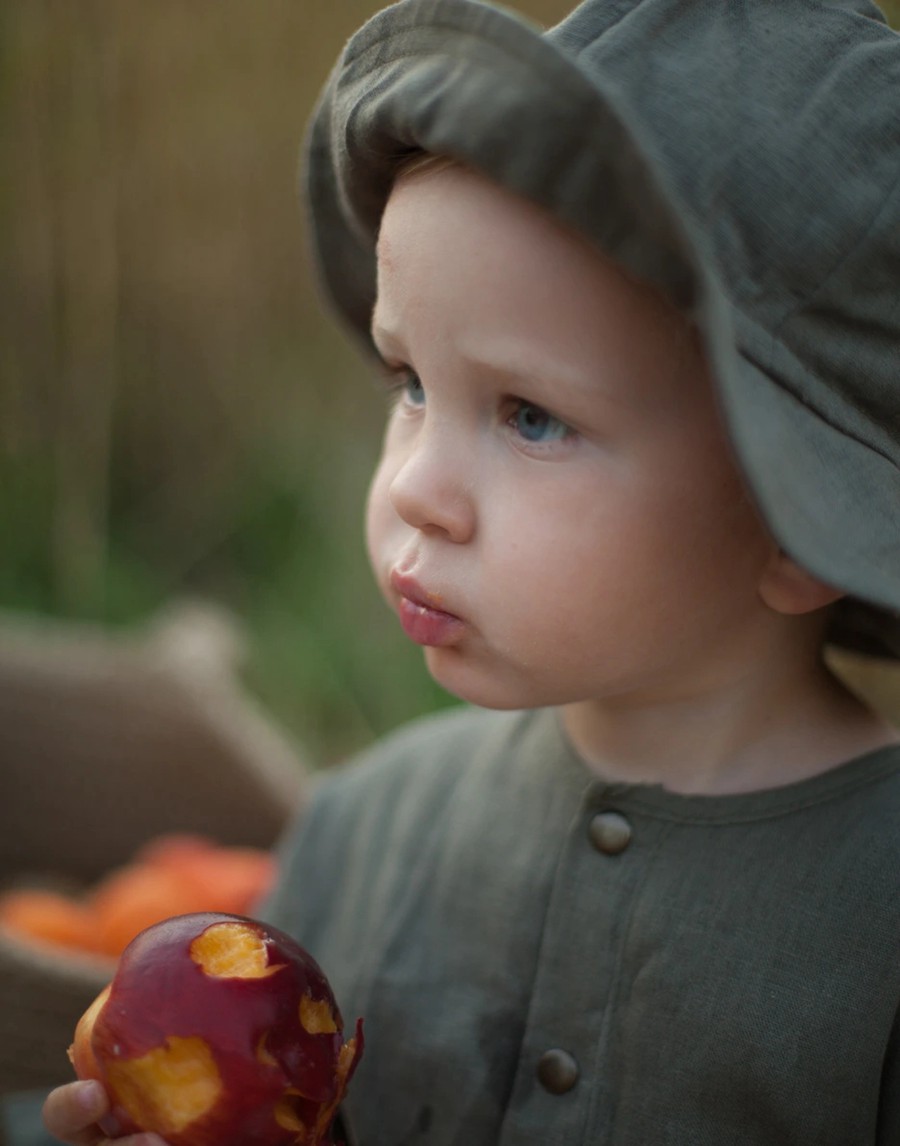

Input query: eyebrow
[370,321,399,352]
[370,328,631,417]
[459,342,632,412]
[372,313,420,368]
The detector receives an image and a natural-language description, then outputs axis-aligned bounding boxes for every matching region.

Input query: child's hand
[41,1080,165,1146]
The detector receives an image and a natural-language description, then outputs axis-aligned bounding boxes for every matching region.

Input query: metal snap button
[588,811,633,855]
[536,1048,579,1094]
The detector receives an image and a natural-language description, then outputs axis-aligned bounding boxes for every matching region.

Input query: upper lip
[390,569,457,616]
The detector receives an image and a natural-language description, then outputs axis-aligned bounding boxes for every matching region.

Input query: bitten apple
[68,912,363,1146]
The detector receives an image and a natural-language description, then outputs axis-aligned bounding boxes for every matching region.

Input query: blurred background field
[1,0,899,768]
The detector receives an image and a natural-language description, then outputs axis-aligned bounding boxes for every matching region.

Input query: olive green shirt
[264,706,900,1145]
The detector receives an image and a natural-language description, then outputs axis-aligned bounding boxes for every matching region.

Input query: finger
[98,1136,168,1146]
[43,1081,109,1146]
[43,1086,168,1146]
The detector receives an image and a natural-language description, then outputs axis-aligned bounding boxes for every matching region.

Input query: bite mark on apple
[299,996,338,1036]
[189,921,281,979]
[105,1037,222,1134]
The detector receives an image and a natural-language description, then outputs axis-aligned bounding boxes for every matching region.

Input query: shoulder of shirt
[264,707,536,908]
[308,704,526,809]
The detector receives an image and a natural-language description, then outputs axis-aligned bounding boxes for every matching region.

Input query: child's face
[366,164,779,711]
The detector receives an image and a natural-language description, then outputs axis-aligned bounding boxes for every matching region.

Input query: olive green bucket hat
[304,0,900,659]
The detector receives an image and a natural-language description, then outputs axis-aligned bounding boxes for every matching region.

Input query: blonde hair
[394,151,460,184]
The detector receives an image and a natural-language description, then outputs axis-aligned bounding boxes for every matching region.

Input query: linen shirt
[264,705,900,1145]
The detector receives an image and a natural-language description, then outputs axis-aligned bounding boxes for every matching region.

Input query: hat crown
[548,0,900,453]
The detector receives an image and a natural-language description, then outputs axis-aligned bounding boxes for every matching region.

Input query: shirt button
[537,1048,579,1094]
[589,811,633,855]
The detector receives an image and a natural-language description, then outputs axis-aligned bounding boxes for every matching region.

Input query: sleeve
[258,704,481,950]
[256,771,347,942]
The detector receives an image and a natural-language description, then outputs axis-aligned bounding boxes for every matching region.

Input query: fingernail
[76,1080,105,1116]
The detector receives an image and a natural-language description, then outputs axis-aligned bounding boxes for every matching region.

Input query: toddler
[44,0,900,1143]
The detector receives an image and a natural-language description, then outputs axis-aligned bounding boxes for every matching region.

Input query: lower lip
[397,597,465,647]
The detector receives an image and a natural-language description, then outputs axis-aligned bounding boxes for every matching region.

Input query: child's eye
[382,366,425,409]
[509,401,572,444]
[401,370,426,407]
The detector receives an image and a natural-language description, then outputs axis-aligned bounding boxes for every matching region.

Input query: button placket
[497,790,647,1146]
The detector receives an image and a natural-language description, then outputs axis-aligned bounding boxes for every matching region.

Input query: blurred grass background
[1,0,898,767]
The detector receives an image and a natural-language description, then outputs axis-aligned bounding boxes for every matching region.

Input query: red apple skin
[70,912,363,1146]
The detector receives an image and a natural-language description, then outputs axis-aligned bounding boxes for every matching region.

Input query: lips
[389,570,465,648]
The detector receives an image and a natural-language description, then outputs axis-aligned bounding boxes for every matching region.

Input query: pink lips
[390,571,465,648]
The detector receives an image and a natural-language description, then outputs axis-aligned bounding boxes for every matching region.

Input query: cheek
[678,463,773,574]
[479,492,616,630]
[628,488,774,639]
[364,453,398,572]
[481,468,767,636]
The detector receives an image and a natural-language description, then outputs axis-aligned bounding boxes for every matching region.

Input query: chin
[423,648,552,712]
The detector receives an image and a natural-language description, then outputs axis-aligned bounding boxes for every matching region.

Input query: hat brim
[720,327,900,657]
[304,0,900,659]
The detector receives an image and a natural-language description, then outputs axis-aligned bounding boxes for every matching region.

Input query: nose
[387,428,476,543]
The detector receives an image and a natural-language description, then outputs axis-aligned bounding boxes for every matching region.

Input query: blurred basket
[0,601,307,1098]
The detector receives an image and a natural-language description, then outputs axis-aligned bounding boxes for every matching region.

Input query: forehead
[376,163,687,326]
[376,164,597,295]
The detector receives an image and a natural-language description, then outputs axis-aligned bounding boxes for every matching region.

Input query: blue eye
[511,402,570,443]
[402,371,425,406]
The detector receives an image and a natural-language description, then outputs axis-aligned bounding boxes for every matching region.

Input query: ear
[759,550,845,616]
